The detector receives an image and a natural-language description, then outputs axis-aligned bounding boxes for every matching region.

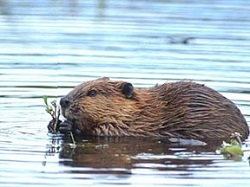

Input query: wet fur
[60,77,249,141]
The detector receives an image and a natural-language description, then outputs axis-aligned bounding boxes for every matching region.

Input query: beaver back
[148,82,249,141]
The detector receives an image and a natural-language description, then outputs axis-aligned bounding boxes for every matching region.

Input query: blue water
[1,0,250,186]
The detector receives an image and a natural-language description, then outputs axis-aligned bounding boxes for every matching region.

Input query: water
[1,0,250,186]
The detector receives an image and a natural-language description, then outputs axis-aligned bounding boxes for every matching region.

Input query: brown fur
[60,77,249,141]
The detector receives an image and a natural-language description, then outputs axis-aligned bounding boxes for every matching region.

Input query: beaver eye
[87,90,97,97]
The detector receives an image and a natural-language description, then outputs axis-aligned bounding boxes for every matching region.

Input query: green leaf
[220,143,243,159]
[45,108,50,114]
[45,106,53,114]
[230,139,239,146]
[43,96,49,106]
[51,100,57,106]
[223,146,243,156]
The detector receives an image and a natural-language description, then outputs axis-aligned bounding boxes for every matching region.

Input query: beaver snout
[60,97,70,109]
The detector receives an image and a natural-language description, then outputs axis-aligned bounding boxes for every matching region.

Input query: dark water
[1,0,250,186]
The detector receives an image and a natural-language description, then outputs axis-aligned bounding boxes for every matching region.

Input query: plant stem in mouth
[43,96,76,145]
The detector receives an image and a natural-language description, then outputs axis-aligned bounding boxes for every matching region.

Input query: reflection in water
[57,136,220,170]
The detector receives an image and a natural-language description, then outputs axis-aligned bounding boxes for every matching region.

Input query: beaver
[58,77,249,142]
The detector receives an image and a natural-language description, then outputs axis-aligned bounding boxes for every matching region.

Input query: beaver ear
[121,82,134,99]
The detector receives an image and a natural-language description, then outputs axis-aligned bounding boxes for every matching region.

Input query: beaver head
[60,77,142,136]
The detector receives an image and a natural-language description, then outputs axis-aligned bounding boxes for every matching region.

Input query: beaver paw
[47,119,62,133]
[58,120,73,134]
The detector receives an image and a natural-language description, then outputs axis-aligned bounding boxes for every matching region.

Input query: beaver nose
[60,97,70,108]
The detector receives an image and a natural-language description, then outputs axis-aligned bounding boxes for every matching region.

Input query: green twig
[43,96,76,146]
[70,132,76,144]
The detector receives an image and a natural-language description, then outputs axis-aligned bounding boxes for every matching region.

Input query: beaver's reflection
[58,136,221,171]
